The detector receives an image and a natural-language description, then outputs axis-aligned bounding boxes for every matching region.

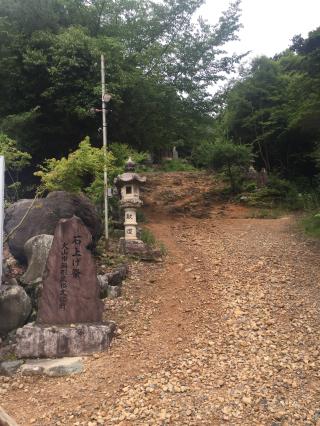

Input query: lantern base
[119,238,162,260]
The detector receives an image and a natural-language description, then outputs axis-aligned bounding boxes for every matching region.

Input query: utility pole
[101,54,109,245]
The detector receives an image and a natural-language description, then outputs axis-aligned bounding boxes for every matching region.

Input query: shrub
[303,213,320,238]
[140,228,166,254]
[202,141,252,193]
[140,228,156,246]
[35,137,118,205]
[160,159,196,172]
[35,138,149,206]
[191,140,215,168]
[109,143,148,168]
[0,133,31,201]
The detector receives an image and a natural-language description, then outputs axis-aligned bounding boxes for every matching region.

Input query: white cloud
[200,0,320,59]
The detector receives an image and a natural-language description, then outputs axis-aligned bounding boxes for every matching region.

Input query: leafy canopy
[0,0,243,170]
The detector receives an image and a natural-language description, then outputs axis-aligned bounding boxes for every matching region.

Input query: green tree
[193,140,252,192]
[0,133,31,200]
[216,27,320,184]
[0,0,243,174]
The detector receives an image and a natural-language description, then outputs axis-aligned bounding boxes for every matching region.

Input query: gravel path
[2,172,320,425]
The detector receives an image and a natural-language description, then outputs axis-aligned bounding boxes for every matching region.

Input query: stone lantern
[114,158,146,254]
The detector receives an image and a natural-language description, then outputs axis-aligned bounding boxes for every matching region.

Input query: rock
[21,357,83,377]
[0,360,24,376]
[107,285,122,299]
[15,322,116,358]
[37,216,103,325]
[4,191,102,263]
[98,264,128,298]
[0,285,32,336]
[97,274,109,298]
[0,406,18,426]
[2,260,9,282]
[107,264,129,286]
[20,235,54,286]
[119,239,162,260]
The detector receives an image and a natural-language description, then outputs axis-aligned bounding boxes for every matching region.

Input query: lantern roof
[114,172,146,188]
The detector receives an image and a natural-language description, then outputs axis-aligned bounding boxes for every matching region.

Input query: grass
[159,159,196,172]
[302,213,320,238]
[247,208,285,219]
[140,228,156,246]
[140,228,167,255]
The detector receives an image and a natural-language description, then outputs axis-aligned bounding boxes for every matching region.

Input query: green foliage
[0,133,31,201]
[194,140,252,192]
[140,228,156,247]
[192,140,216,168]
[159,159,196,172]
[216,27,320,182]
[0,0,243,178]
[140,227,167,255]
[35,136,148,206]
[0,133,31,171]
[239,175,320,212]
[35,137,117,204]
[109,143,148,168]
[302,213,320,238]
[248,208,283,219]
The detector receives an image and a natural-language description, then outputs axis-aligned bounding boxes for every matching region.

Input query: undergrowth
[302,213,320,238]
[140,228,167,255]
[159,159,196,172]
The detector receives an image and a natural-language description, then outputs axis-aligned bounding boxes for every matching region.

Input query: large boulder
[20,235,54,286]
[0,285,32,336]
[4,191,102,263]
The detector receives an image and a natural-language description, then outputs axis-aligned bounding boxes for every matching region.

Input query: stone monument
[259,168,268,187]
[172,146,179,160]
[37,216,103,324]
[15,216,115,358]
[115,158,147,255]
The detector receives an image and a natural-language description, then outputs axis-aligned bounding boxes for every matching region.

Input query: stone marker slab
[15,322,116,358]
[37,216,103,325]
[21,357,83,377]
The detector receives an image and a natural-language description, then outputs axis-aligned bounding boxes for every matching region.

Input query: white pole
[0,156,5,286]
[101,54,109,244]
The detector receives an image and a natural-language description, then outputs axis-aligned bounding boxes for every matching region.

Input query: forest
[0,0,320,222]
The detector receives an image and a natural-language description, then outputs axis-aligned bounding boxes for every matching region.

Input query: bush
[192,140,215,168]
[0,133,31,201]
[140,228,156,246]
[194,141,252,193]
[303,213,320,238]
[35,138,149,206]
[266,176,294,195]
[35,137,119,205]
[140,228,166,255]
[109,143,148,168]
[160,159,196,172]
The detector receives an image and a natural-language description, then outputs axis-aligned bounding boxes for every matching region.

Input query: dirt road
[2,172,320,425]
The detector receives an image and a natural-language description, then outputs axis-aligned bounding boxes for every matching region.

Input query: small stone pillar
[115,158,147,255]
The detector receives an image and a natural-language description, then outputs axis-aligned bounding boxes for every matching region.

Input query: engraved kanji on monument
[37,216,103,325]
